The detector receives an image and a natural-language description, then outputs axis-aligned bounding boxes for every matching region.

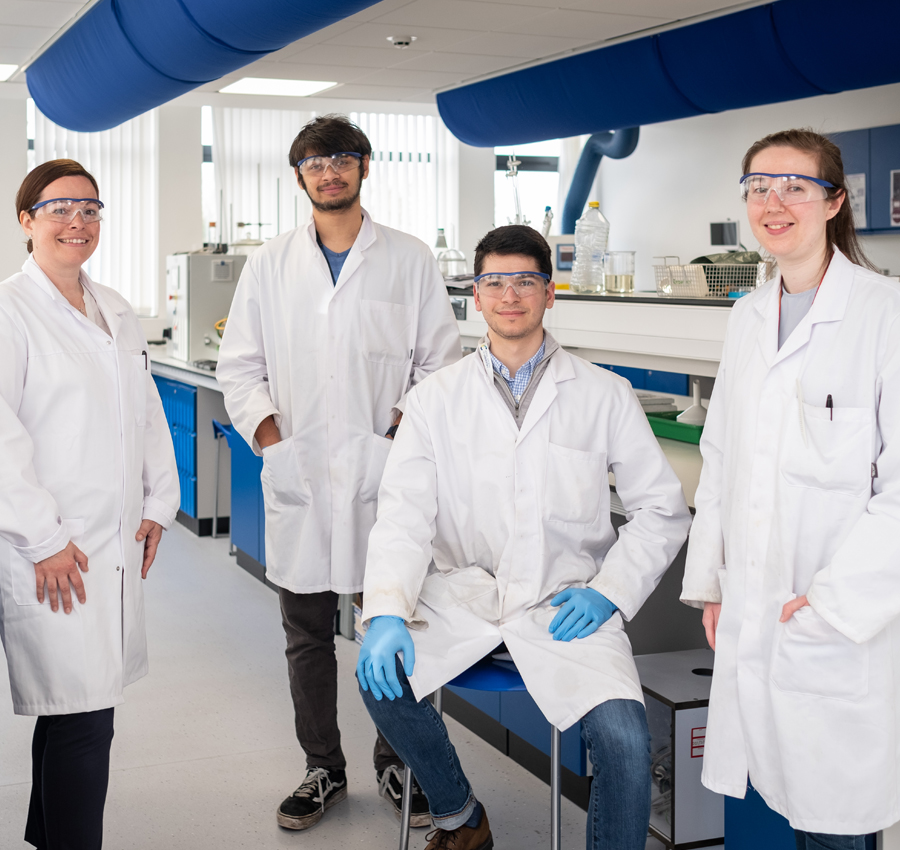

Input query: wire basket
[654,256,773,298]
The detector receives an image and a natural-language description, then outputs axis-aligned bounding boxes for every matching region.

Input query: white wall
[0,98,28,280]
[457,142,495,262]
[599,82,900,291]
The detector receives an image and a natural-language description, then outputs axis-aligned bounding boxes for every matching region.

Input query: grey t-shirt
[778,285,817,350]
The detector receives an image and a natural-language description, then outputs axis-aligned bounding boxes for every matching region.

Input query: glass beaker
[603,251,636,293]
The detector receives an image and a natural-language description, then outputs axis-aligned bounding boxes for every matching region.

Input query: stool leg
[398,764,413,850]
[550,725,561,850]
[434,687,443,717]
[213,435,221,539]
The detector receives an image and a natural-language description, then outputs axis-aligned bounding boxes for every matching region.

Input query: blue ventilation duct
[437,0,900,147]
[562,129,639,234]
[27,0,379,132]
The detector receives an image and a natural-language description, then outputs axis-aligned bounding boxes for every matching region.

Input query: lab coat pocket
[260,440,308,506]
[131,354,147,427]
[544,443,606,524]
[360,300,414,366]
[360,433,393,503]
[11,519,85,606]
[781,403,874,496]
[770,606,868,701]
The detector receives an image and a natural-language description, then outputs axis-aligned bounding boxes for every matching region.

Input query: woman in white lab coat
[682,129,900,849]
[0,160,180,850]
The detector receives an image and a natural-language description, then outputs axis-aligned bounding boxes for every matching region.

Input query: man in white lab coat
[216,115,461,831]
[357,226,692,850]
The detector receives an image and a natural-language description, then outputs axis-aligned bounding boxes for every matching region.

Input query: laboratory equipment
[654,258,710,298]
[434,227,448,255]
[676,379,707,425]
[545,234,575,287]
[165,253,247,364]
[569,202,609,293]
[603,250,636,293]
[710,221,741,250]
[504,154,530,226]
[635,649,724,850]
[541,206,554,238]
[438,247,467,277]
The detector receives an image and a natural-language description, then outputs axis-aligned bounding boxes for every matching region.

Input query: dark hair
[473,225,552,277]
[16,159,99,254]
[741,128,876,271]
[288,114,372,169]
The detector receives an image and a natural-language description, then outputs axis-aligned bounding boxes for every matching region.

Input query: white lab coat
[682,249,900,834]
[0,256,180,716]
[216,210,461,594]
[362,341,692,731]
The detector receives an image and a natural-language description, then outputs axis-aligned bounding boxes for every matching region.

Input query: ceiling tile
[502,9,669,39]
[390,51,516,75]
[0,1,83,28]
[357,67,463,88]
[223,60,367,85]
[373,0,547,32]
[323,82,435,102]
[0,24,57,49]
[326,22,480,51]
[278,43,431,69]
[0,46,33,64]
[448,30,592,58]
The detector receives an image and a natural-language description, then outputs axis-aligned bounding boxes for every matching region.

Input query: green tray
[646,410,704,444]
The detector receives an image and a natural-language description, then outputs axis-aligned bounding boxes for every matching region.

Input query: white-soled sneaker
[377,764,431,828]
[276,766,348,830]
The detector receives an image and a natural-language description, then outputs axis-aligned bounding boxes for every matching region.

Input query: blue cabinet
[153,376,197,517]
[830,123,900,233]
[228,427,266,567]
[596,363,689,396]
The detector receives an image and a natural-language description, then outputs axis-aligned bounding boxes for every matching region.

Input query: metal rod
[257,162,262,241]
[434,687,443,717]
[398,764,413,850]
[276,178,280,235]
[550,725,561,850]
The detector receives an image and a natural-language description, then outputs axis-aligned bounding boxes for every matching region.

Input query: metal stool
[211,419,233,539]
[398,656,562,850]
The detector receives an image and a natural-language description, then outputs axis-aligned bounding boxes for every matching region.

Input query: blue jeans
[795,832,867,850]
[359,659,651,849]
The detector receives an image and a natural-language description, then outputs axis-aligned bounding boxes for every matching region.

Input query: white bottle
[569,202,610,294]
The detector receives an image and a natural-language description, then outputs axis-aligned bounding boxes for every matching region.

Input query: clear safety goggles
[474,271,550,297]
[296,151,362,177]
[740,173,834,206]
[30,197,104,224]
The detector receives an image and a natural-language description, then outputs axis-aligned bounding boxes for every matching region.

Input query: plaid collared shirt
[489,340,546,403]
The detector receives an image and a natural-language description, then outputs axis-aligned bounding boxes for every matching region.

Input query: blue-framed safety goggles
[296,151,362,176]
[30,197,104,224]
[740,173,835,206]
[473,271,550,297]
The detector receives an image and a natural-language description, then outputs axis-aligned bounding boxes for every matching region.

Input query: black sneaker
[277,767,348,830]
[377,765,431,828]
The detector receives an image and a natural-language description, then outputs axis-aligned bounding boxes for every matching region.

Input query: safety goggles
[740,173,835,206]
[296,151,362,177]
[30,197,104,224]
[473,271,550,297]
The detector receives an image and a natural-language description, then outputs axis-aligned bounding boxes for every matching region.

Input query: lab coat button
[116,566,120,571]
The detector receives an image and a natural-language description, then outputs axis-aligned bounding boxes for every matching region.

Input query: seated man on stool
[357,225,692,850]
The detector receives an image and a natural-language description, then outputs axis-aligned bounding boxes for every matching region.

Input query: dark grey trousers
[279,588,400,772]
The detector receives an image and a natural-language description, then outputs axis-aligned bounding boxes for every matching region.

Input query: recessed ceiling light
[387,35,417,49]
[218,78,338,97]
[0,64,18,82]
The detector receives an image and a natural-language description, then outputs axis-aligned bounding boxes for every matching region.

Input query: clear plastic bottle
[569,202,610,294]
[541,206,553,239]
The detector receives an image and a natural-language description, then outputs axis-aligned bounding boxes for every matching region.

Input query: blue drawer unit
[153,376,198,518]
[229,427,265,565]
[596,363,689,396]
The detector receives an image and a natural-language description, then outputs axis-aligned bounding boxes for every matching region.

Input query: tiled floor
[0,522,645,849]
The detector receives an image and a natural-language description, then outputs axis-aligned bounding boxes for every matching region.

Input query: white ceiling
[0,0,762,104]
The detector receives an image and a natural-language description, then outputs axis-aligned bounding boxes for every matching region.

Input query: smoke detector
[387,35,417,48]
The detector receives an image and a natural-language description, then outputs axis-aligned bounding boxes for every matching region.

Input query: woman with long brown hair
[0,159,179,849]
[683,128,900,849]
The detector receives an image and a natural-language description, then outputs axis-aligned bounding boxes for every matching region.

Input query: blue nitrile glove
[356,615,416,701]
[549,588,617,642]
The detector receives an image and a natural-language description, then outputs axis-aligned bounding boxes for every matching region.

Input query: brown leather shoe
[424,807,493,850]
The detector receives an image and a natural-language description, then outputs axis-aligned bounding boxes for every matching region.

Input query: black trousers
[279,588,400,772]
[25,708,115,850]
